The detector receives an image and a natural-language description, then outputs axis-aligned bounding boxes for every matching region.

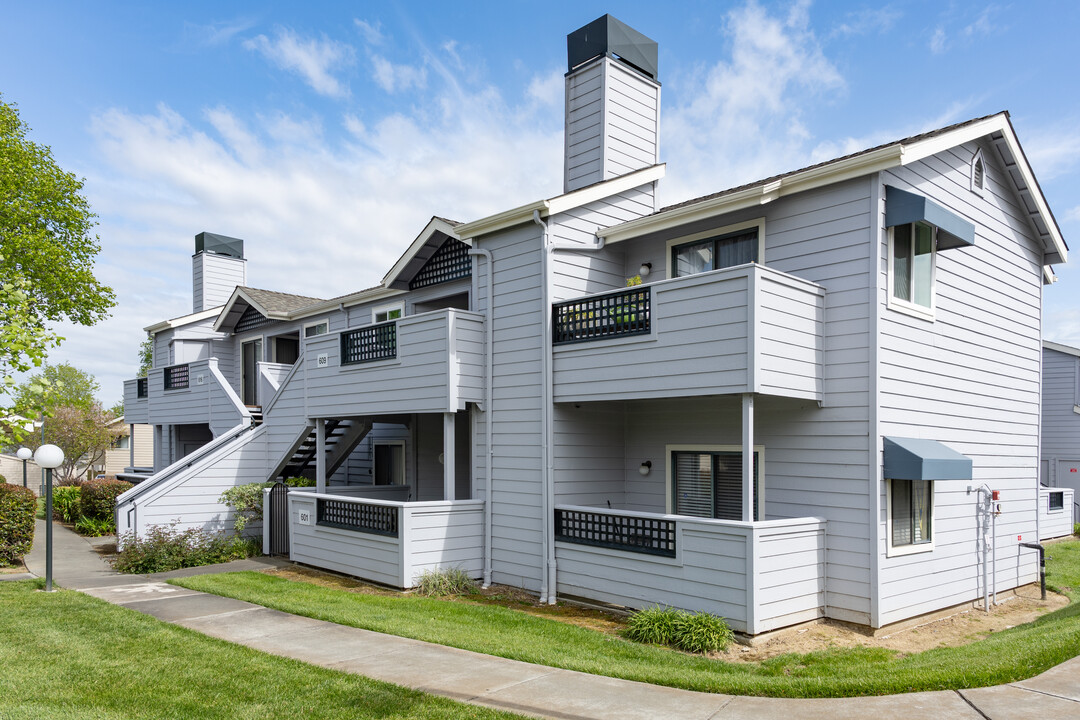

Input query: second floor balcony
[551,264,825,403]
[123,357,252,434]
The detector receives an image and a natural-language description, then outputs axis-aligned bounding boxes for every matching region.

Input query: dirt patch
[0,563,28,574]
[264,565,1070,662]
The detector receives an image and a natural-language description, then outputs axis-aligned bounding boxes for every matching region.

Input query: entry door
[242,339,262,406]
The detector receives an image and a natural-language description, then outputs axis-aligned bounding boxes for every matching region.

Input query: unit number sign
[298,508,313,526]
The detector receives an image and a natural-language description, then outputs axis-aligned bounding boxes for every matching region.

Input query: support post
[315,419,326,493]
[45,468,53,592]
[443,412,456,501]
[742,393,755,523]
[129,424,136,468]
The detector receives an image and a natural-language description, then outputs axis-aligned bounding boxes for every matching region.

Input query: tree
[137,334,153,377]
[12,362,99,416]
[0,95,115,433]
[38,404,121,483]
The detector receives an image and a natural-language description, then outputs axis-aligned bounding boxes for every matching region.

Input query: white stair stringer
[115,422,271,544]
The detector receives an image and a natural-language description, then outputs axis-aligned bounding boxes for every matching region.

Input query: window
[110,435,130,450]
[889,222,936,315]
[668,446,763,521]
[666,219,764,279]
[372,303,403,323]
[373,442,405,485]
[304,321,328,338]
[1048,490,1064,513]
[888,478,933,554]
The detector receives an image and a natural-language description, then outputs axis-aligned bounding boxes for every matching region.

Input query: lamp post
[16,447,32,488]
[34,444,64,592]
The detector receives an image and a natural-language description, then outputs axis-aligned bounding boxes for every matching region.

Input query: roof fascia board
[456,164,666,239]
[904,114,1067,263]
[1043,340,1080,357]
[601,149,901,244]
[145,306,225,334]
[293,287,406,319]
[380,216,465,287]
[212,287,267,333]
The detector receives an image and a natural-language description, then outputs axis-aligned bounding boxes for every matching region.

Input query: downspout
[1035,274,1044,550]
[868,175,883,628]
[468,247,495,588]
[535,210,555,604]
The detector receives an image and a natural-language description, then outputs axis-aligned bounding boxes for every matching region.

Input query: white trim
[664,444,765,521]
[145,306,224,334]
[885,478,935,558]
[380,216,465,288]
[1043,339,1080,357]
[372,302,404,323]
[664,218,766,280]
[886,223,937,321]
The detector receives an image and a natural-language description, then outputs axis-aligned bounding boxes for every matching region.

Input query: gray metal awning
[885,186,975,250]
[883,437,972,481]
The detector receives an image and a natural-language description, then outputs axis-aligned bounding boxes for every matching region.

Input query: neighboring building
[118,16,1068,635]
[92,417,153,478]
[1040,340,1080,534]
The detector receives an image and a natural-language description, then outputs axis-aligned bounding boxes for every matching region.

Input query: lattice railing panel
[555,508,676,557]
[317,498,399,537]
[552,287,650,345]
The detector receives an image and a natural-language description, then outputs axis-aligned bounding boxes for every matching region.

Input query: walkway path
[10,520,1080,719]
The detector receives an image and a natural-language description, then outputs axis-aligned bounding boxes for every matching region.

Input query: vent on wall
[971,149,985,195]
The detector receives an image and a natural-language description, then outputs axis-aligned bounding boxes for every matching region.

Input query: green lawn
[0,580,525,720]
[172,539,1080,699]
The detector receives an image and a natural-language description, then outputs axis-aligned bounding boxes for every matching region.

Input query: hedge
[0,484,36,566]
[79,478,132,523]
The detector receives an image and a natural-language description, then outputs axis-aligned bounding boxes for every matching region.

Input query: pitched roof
[236,287,325,314]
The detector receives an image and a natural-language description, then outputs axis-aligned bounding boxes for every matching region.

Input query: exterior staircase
[245,405,263,426]
[276,418,372,481]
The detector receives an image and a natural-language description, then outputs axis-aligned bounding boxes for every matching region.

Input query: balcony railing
[163,364,189,390]
[341,322,397,365]
[317,496,398,536]
[136,378,148,398]
[555,507,676,557]
[552,287,650,345]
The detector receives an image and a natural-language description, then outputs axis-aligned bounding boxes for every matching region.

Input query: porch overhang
[885,186,975,250]
[883,437,972,481]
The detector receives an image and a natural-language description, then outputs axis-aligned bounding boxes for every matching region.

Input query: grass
[0,579,525,720]
[171,540,1080,698]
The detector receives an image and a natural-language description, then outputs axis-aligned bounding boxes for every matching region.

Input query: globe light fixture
[16,447,32,489]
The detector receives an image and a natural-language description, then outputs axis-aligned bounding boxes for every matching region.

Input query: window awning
[883,437,972,481]
[885,186,975,250]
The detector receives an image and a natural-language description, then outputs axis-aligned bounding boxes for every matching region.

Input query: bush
[220,477,318,535]
[284,476,315,487]
[74,515,114,537]
[79,478,132,527]
[413,566,476,596]
[625,606,734,653]
[0,473,7,484]
[1074,522,1080,537]
[0,484,36,566]
[52,486,82,523]
[113,522,258,574]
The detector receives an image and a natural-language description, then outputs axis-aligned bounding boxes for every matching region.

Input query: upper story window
[304,321,328,338]
[373,303,403,323]
[667,219,764,279]
[890,222,936,312]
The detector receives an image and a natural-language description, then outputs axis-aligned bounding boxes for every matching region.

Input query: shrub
[79,478,132,523]
[0,484,36,566]
[113,522,258,574]
[284,476,315,487]
[413,566,476,596]
[671,611,734,653]
[52,486,82,523]
[625,606,734,653]
[1075,522,1080,537]
[220,482,270,534]
[0,473,6,484]
[625,606,685,646]
[74,515,114,537]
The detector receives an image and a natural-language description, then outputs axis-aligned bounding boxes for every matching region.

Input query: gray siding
[552,265,824,403]
[145,358,247,435]
[876,141,1043,625]
[123,380,149,424]
[1041,345,1080,487]
[193,252,246,313]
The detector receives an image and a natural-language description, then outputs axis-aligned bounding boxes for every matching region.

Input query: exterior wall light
[639,460,652,476]
[639,262,652,278]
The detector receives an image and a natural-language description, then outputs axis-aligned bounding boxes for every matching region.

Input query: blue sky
[2,1,1079,405]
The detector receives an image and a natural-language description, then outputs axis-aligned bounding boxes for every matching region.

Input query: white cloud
[243,28,354,97]
[354,19,384,46]
[526,70,563,107]
[1022,124,1080,180]
[370,55,427,94]
[183,18,255,46]
[660,0,844,203]
[831,6,901,37]
[963,6,1003,38]
[929,26,947,54]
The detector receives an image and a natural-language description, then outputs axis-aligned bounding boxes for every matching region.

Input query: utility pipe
[468,247,495,588]
[1019,542,1047,600]
[973,485,993,611]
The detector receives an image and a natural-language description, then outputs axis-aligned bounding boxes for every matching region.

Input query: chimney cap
[567,15,658,80]
[195,232,245,259]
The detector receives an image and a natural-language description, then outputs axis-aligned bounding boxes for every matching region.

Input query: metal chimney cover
[195,232,245,259]
[567,14,658,80]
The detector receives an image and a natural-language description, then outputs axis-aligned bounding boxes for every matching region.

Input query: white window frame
[1046,489,1065,514]
[372,302,404,324]
[887,222,937,321]
[970,148,986,196]
[303,320,329,338]
[885,478,935,557]
[373,440,406,486]
[664,218,766,279]
[664,444,765,521]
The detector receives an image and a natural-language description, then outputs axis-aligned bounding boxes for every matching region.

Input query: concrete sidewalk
[12,520,1080,719]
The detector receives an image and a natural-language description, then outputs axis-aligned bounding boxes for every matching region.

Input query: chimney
[564,15,660,193]
[192,232,247,313]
